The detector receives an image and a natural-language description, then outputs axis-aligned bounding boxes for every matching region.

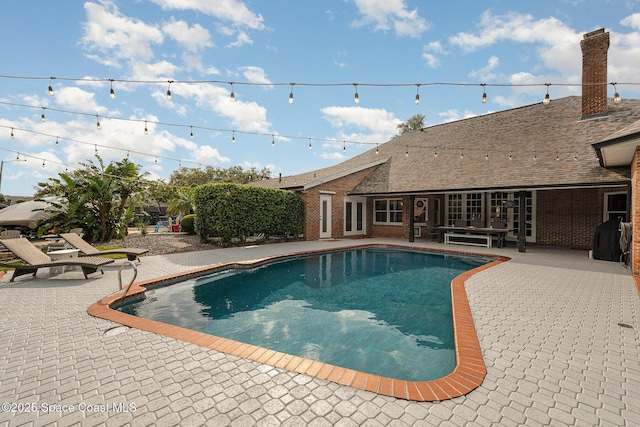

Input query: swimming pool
[115,247,489,381]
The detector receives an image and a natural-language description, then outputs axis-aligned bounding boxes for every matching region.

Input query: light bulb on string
[55,137,59,147]
[96,115,101,130]
[434,149,438,159]
[289,83,294,104]
[94,145,98,155]
[48,77,55,96]
[481,84,487,104]
[42,160,45,168]
[534,151,537,161]
[556,151,559,161]
[10,128,15,139]
[543,83,551,105]
[190,126,194,140]
[229,82,235,101]
[509,152,512,160]
[375,145,379,155]
[343,140,346,152]
[232,131,236,143]
[126,151,130,159]
[144,120,148,135]
[353,84,359,103]
[612,82,621,103]
[308,138,312,150]
[41,107,46,123]
[154,156,158,163]
[415,85,420,105]
[271,134,275,147]
[460,149,464,160]
[485,151,489,160]
[16,153,20,160]
[166,80,173,101]
[109,79,115,99]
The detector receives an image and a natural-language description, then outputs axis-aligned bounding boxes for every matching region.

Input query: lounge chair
[0,238,114,282]
[59,233,149,262]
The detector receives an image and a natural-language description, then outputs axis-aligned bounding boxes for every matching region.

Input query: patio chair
[0,230,21,239]
[59,233,149,262]
[0,238,114,282]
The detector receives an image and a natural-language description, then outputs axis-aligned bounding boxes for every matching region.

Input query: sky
[1,0,640,197]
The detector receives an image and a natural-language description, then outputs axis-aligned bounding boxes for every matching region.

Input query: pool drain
[104,326,130,336]
[617,323,633,329]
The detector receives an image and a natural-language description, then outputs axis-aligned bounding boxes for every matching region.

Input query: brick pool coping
[88,244,510,402]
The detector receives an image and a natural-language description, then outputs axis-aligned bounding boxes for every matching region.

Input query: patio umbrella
[0,197,66,229]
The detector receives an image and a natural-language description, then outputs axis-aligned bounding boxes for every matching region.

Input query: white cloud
[81,1,164,65]
[351,0,430,37]
[322,106,401,135]
[148,0,265,30]
[227,30,253,47]
[468,55,500,81]
[162,19,213,52]
[193,145,231,164]
[438,109,478,123]
[54,87,108,114]
[422,41,446,68]
[239,66,273,86]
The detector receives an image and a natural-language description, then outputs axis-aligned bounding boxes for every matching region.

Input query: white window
[604,192,627,222]
[374,199,403,224]
[447,193,483,225]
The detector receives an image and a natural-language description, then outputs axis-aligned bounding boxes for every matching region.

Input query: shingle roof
[256,96,640,194]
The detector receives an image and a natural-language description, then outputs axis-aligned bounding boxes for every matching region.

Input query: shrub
[180,214,196,234]
[194,183,303,244]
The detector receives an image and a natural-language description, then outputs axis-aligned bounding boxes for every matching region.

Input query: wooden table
[434,226,511,248]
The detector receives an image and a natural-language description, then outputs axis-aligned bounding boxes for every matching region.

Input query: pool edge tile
[86,243,509,402]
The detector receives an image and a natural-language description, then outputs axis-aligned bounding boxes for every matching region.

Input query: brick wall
[302,166,379,240]
[537,187,624,249]
[580,29,609,118]
[632,148,640,276]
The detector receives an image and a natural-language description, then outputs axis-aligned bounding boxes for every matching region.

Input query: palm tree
[397,114,425,134]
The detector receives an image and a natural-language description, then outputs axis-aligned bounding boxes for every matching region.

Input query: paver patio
[0,238,638,426]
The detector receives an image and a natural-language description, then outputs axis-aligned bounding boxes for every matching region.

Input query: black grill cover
[592,219,622,261]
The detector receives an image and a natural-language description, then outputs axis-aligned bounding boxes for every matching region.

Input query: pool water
[117,248,489,381]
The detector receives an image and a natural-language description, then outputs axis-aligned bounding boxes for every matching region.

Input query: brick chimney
[580,28,609,118]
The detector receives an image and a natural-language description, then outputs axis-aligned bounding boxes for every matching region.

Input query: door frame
[319,193,333,239]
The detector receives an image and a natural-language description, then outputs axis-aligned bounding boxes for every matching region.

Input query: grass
[93,245,128,259]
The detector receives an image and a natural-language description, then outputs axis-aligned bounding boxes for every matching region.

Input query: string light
[509,152,512,160]
[41,107,46,123]
[612,82,621,103]
[96,115,101,130]
[154,156,158,163]
[109,78,115,99]
[460,148,464,160]
[556,151,559,161]
[534,151,537,161]
[94,144,98,155]
[343,140,346,152]
[271,134,275,147]
[42,160,46,168]
[375,144,379,155]
[48,77,55,96]
[229,82,235,101]
[308,138,312,150]
[166,80,173,101]
[434,149,438,159]
[543,83,551,105]
[232,130,236,143]
[289,83,294,104]
[481,83,487,104]
[144,120,148,135]
[189,126,193,140]
[353,84,359,103]
[415,85,420,105]
[55,137,59,146]
[10,128,14,139]
[405,146,409,157]
[485,151,489,160]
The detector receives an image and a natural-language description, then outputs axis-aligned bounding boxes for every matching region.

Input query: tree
[397,114,425,134]
[36,156,148,242]
[169,165,271,187]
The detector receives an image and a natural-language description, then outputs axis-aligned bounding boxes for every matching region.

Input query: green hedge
[180,214,196,234]
[194,183,303,244]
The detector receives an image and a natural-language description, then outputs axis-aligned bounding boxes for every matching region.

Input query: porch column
[409,195,415,242]
[517,191,527,252]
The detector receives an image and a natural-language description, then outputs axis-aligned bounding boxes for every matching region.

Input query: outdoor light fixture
[612,82,621,103]
[190,126,193,140]
[481,83,487,104]
[271,134,275,147]
[229,82,235,101]
[94,145,98,155]
[166,80,173,101]
[543,83,551,105]
[376,145,379,155]
[96,115,101,130]
[460,149,464,160]
[10,128,14,139]
[415,85,420,105]
[232,131,236,143]
[55,137,59,146]
[109,79,115,99]
[289,83,294,104]
[308,138,312,149]
[144,120,148,135]
[41,107,46,122]
[48,77,55,96]
[343,140,346,152]
[353,84,359,103]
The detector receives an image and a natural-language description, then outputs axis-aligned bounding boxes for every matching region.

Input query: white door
[344,196,366,236]
[319,194,332,239]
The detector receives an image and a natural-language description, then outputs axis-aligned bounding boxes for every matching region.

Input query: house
[255,29,640,275]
